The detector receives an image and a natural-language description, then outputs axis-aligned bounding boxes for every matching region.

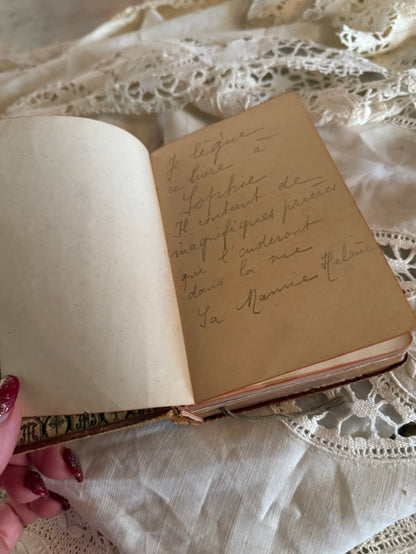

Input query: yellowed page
[0,117,194,416]
[151,93,414,402]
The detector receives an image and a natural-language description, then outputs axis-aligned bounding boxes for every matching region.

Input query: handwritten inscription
[236,273,319,315]
[239,257,256,277]
[321,241,376,281]
[145,95,387,402]
[198,305,224,328]
[278,175,324,192]
[188,162,232,185]
[239,214,320,258]
[167,153,181,193]
[153,116,353,339]
[187,277,224,301]
[167,153,179,181]
[268,245,312,264]
[182,173,266,219]
[192,128,263,164]
[181,267,206,291]
[282,181,336,224]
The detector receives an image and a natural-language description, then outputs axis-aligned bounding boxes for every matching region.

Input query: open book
[0,93,414,450]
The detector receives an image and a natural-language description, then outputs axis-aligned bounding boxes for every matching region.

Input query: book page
[151,93,414,402]
[0,117,194,416]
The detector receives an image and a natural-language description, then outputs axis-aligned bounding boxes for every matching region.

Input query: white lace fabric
[248,0,416,55]
[349,513,416,554]
[13,508,119,554]
[0,0,415,130]
[1,1,415,552]
[276,229,416,460]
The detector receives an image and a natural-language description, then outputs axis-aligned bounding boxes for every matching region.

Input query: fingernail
[24,470,49,498]
[48,490,70,511]
[62,447,84,482]
[0,375,20,421]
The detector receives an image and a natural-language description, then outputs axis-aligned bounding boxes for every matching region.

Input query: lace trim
[1,1,415,129]
[348,513,416,554]
[14,508,119,554]
[248,0,416,56]
[374,230,416,298]
[270,229,416,461]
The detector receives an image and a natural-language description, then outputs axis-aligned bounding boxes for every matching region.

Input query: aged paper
[151,93,414,402]
[0,117,194,416]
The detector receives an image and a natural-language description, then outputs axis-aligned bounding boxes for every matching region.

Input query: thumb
[0,376,23,553]
[0,502,24,554]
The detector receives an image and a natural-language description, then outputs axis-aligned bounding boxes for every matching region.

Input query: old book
[0,93,413,452]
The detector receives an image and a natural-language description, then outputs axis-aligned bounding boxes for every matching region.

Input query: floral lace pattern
[271,229,416,461]
[0,0,415,130]
[14,508,119,554]
[374,230,416,298]
[348,513,416,553]
[248,0,416,55]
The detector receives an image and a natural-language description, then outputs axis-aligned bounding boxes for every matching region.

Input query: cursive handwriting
[268,245,312,264]
[167,153,179,182]
[239,213,321,258]
[321,241,376,281]
[188,161,233,185]
[253,133,278,154]
[174,217,189,238]
[198,305,224,328]
[187,277,224,301]
[198,186,265,224]
[183,173,266,219]
[192,128,263,164]
[181,267,207,291]
[171,216,243,263]
[236,273,318,315]
[282,182,336,223]
[278,175,324,192]
[239,257,256,277]
[238,209,274,239]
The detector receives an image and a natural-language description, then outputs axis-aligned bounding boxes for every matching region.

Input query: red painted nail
[62,447,84,482]
[24,470,49,498]
[0,375,20,421]
[49,490,70,511]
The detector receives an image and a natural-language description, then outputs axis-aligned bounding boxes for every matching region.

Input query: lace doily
[14,508,119,554]
[0,0,415,130]
[349,513,416,554]
[374,230,416,299]
[249,0,416,56]
[269,229,416,461]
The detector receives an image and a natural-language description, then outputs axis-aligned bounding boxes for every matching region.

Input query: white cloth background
[1,1,415,552]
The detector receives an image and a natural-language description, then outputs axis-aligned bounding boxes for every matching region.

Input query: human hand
[0,375,84,553]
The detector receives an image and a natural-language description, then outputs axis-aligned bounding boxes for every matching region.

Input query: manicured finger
[0,465,48,503]
[0,376,19,422]
[3,497,38,527]
[28,493,68,519]
[29,446,84,482]
[48,491,70,511]
[0,376,21,475]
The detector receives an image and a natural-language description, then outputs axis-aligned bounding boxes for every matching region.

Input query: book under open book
[0,93,414,452]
